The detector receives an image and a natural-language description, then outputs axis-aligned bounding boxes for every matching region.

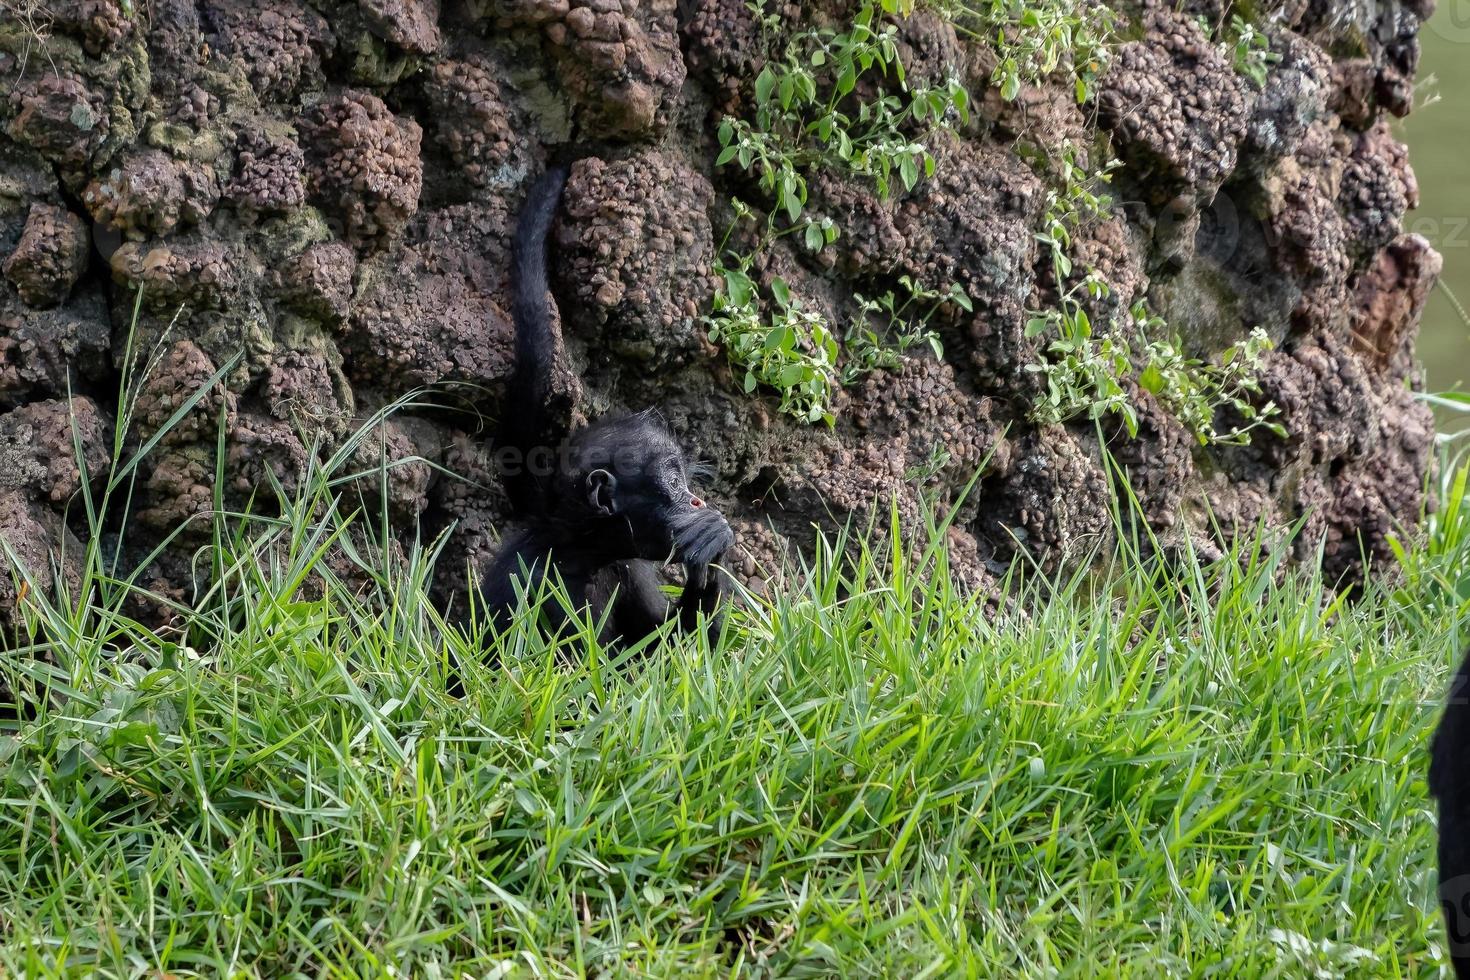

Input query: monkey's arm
[603,560,673,645]
[676,562,727,644]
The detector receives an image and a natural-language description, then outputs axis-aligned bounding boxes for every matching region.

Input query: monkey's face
[572,418,730,566]
[589,450,719,560]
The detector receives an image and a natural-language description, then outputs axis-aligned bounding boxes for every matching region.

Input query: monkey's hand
[671,507,734,569]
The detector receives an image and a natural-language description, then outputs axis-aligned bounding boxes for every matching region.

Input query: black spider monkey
[479,163,735,647]
[1433,648,1470,978]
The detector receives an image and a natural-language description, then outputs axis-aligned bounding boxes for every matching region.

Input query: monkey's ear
[587,469,618,515]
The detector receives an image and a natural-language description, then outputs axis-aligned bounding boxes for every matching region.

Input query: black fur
[479,164,734,648]
[1433,648,1470,978]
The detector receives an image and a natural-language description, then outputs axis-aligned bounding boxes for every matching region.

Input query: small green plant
[1222,14,1280,89]
[841,275,964,384]
[708,2,971,422]
[716,0,970,229]
[1211,13,1281,89]
[1024,147,1282,444]
[707,264,841,425]
[1027,304,1136,432]
[707,204,969,424]
[1137,324,1284,446]
[931,0,1117,102]
[1024,145,1131,429]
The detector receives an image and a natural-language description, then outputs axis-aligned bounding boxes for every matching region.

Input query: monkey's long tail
[504,164,571,513]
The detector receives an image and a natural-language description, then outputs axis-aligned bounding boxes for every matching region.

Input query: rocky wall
[0,0,1442,620]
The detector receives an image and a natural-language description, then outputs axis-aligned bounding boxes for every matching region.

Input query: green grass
[0,370,1467,975]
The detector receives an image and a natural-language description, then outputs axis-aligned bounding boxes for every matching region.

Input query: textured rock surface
[0,0,1442,620]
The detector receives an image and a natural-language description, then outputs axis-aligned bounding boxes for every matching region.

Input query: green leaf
[725,269,753,307]
[755,66,776,104]
[1138,362,1164,394]
[898,155,918,191]
[715,145,739,167]
[837,62,858,98]
[743,371,758,393]
[804,223,823,252]
[784,187,803,223]
[770,276,791,308]
[1025,317,1051,338]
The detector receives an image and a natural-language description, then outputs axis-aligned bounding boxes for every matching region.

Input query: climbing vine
[706,0,970,424]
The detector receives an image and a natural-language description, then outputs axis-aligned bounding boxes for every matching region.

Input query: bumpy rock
[83,149,221,239]
[1263,158,1350,332]
[344,417,434,520]
[0,397,111,504]
[678,0,763,114]
[132,340,238,447]
[1351,233,1440,382]
[420,56,529,189]
[111,238,240,312]
[3,204,90,308]
[1096,10,1252,207]
[345,201,515,394]
[202,0,332,101]
[301,91,423,248]
[894,135,1043,391]
[500,0,686,137]
[1257,334,1374,476]
[806,170,905,279]
[0,288,112,406]
[227,125,308,218]
[845,358,1011,520]
[974,428,1113,573]
[555,153,715,368]
[6,74,110,185]
[47,0,137,55]
[1318,385,1432,582]
[1106,383,1197,541]
[262,347,350,433]
[1243,31,1330,164]
[358,0,441,55]
[277,241,356,324]
[0,490,83,631]
[1338,122,1414,260]
[225,413,311,502]
[138,446,216,535]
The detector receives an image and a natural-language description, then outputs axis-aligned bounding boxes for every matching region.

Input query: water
[1400,1,1470,394]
